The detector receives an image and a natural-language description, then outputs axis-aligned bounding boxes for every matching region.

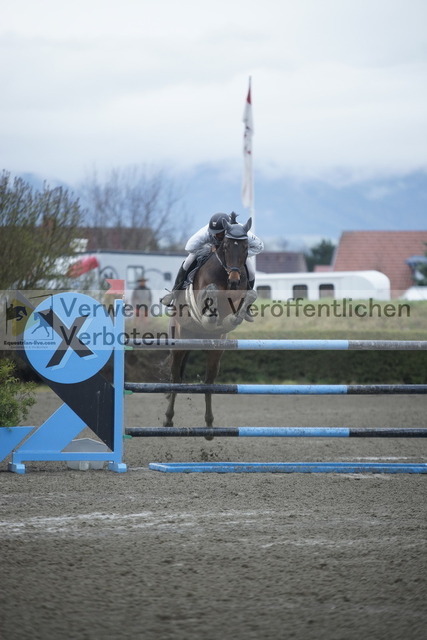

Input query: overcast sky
[1,0,426,188]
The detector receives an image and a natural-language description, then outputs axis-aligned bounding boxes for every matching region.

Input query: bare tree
[80,165,189,251]
[0,171,83,289]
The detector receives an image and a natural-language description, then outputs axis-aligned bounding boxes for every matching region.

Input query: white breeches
[183,253,197,270]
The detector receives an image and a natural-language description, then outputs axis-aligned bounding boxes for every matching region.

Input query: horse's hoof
[204,424,215,440]
[228,316,243,329]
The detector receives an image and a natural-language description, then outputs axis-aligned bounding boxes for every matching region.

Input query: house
[69,249,186,297]
[332,231,427,297]
[62,228,185,299]
[255,251,307,273]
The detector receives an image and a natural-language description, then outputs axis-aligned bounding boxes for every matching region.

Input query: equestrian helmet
[208,213,231,235]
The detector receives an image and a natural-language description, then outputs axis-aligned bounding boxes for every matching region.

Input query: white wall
[78,250,185,300]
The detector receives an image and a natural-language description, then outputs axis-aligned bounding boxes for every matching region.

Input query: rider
[160,212,264,313]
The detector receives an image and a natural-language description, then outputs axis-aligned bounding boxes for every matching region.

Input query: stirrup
[161,292,175,306]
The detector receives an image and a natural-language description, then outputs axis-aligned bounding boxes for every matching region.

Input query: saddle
[183,254,211,288]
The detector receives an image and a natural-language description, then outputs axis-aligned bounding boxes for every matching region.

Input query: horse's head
[220,218,252,289]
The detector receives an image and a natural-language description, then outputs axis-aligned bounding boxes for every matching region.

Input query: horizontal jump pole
[149,461,427,474]
[128,339,427,351]
[126,427,427,438]
[124,383,427,395]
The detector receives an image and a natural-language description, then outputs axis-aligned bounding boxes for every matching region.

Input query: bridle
[209,216,252,286]
[214,248,242,277]
[213,236,248,285]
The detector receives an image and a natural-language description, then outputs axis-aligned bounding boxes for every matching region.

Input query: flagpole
[242,76,256,269]
[242,76,254,229]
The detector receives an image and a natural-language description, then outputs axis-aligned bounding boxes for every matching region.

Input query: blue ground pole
[149,462,427,474]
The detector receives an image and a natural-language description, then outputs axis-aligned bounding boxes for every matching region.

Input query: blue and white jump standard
[3,292,127,473]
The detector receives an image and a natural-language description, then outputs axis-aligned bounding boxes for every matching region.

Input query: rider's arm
[248,233,264,256]
[185,225,211,252]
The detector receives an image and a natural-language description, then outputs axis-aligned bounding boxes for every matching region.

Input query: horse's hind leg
[164,392,177,427]
[204,350,224,429]
[164,350,188,427]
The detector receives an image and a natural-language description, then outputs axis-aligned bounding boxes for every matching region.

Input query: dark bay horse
[164,217,257,429]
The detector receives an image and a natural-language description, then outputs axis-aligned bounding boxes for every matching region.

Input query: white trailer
[254,270,391,301]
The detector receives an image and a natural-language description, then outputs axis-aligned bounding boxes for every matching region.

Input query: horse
[163,217,257,431]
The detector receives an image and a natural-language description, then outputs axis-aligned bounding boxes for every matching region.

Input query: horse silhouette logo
[31,311,52,337]
[5,302,30,336]
[6,303,28,322]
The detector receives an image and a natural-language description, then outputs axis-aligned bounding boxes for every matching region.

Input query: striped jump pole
[124,382,427,395]
[121,306,427,474]
[128,339,427,351]
[126,427,427,438]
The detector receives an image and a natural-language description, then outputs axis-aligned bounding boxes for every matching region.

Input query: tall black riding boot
[160,263,188,306]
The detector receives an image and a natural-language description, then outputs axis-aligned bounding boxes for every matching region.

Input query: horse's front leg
[163,351,188,427]
[204,350,224,431]
[164,392,177,427]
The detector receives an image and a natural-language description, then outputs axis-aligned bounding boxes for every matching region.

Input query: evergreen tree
[304,239,335,272]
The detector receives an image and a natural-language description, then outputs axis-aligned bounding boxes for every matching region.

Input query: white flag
[242,77,254,210]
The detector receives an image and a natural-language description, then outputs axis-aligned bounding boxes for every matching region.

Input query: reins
[214,232,249,278]
[214,249,242,276]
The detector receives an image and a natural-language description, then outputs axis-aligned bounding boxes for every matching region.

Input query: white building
[68,250,185,301]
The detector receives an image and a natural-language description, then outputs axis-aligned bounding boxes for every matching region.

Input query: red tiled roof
[333,231,427,295]
[256,251,307,273]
